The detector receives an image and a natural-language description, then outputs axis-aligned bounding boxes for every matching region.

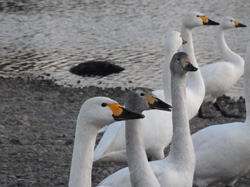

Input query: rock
[215,95,246,118]
[70,60,124,76]
[198,102,222,118]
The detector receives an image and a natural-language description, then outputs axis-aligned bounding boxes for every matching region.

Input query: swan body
[201,17,246,102]
[68,97,144,187]
[192,42,250,187]
[94,12,219,162]
[99,52,197,187]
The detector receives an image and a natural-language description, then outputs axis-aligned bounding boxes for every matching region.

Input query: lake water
[0,0,249,97]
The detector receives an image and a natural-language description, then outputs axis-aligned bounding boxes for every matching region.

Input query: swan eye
[196,15,199,17]
[140,93,145,96]
[102,103,107,107]
[177,58,180,61]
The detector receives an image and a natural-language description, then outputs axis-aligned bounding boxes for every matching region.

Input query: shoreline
[1,76,249,187]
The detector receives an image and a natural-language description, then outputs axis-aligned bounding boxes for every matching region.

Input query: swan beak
[108,104,145,121]
[182,39,187,45]
[234,21,247,28]
[146,95,172,111]
[182,58,198,72]
[199,16,219,25]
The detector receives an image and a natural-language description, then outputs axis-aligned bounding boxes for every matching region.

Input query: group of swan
[68,11,248,187]
[94,12,220,162]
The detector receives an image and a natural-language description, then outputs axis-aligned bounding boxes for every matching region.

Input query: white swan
[99,52,197,187]
[192,42,250,187]
[125,87,172,187]
[201,17,247,103]
[68,97,144,187]
[94,12,219,162]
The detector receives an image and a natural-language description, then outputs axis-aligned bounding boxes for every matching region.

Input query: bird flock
[68,11,249,187]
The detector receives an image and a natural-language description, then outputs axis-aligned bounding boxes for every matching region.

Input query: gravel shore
[1,77,249,187]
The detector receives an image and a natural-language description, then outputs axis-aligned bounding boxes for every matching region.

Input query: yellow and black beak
[234,20,247,28]
[107,103,145,121]
[199,16,219,26]
[146,95,172,111]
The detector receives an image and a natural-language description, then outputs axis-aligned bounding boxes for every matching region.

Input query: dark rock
[64,139,73,146]
[70,60,124,76]
[9,138,22,145]
[215,95,246,118]
[198,102,222,118]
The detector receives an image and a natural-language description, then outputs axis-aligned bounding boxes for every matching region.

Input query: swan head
[126,87,172,113]
[79,97,144,127]
[170,52,198,75]
[182,11,219,29]
[165,31,186,53]
[220,17,247,30]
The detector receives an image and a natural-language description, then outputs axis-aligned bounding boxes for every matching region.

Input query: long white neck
[181,26,205,93]
[167,73,195,170]
[217,28,244,67]
[163,47,177,103]
[126,119,160,187]
[69,115,98,187]
[245,44,250,123]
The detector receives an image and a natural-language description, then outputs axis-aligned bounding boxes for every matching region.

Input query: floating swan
[125,87,172,187]
[94,12,219,162]
[99,52,197,187]
[192,42,250,187]
[201,17,247,103]
[68,97,144,187]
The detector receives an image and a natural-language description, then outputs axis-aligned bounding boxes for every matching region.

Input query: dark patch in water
[70,60,124,77]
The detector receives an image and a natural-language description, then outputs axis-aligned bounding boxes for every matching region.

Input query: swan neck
[181,26,196,66]
[167,73,195,167]
[217,28,244,65]
[181,26,205,95]
[126,119,160,187]
[163,48,176,103]
[69,117,98,187]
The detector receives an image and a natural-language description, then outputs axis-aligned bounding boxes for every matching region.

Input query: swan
[192,42,250,187]
[124,87,172,187]
[99,52,197,187]
[68,96,144,187]
[201,17,247,103]
[94,12,219,162]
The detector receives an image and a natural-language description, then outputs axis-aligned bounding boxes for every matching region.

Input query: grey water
[0,0,249,97]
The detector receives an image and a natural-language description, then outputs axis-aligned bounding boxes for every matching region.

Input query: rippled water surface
[0,0,249,96]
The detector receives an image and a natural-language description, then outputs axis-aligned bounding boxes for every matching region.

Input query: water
[0,0,249,97]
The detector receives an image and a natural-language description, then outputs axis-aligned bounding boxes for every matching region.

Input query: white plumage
[192,41,250,187]
[201,17,246,103]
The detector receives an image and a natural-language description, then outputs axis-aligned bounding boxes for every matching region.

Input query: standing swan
[94,13,219,162]
[181,11,219,118]
[201,17,247,102]
[99,52,197,187]
[68,97,144,187]
[192,42,250,187]
[125,88,172,187]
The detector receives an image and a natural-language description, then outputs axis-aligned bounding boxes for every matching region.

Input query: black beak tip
[205,19,220,26]
[237,23,247,28]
